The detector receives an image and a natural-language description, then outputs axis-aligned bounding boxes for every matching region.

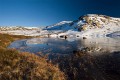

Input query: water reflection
[50,51,120,80]
[9,38,80,54]
[8,37,120,56]
[8,37,120,80]
[80,37,120,55]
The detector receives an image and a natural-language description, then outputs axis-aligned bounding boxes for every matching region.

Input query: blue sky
[0,0,120,27]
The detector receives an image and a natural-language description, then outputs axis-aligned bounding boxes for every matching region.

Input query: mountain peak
[44,14,120,38]
[55,21,72,25]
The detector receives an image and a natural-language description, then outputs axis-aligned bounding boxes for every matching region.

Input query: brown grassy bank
[0,33,66,80]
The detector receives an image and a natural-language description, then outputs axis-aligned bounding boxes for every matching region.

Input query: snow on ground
[44,14,120,38]
[0,14,120,38]
[0,26,48,37]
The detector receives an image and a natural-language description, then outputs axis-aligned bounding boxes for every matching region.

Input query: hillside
[0,34,66,80]
[0,14,120,38]
[0,26,46,36]
[44,14,120,38]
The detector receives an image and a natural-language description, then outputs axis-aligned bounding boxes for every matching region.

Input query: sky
[0,0,120,27]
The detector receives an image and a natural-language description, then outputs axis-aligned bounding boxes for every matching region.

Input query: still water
[8,37,120,55]
[8,37,120,80]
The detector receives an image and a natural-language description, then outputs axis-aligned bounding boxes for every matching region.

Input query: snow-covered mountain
[0,26,43,36]
[44,14,120,38]
[0,26,39,31]
[44,21,73,31]
[44,19,84,32]
[1,14,120,38]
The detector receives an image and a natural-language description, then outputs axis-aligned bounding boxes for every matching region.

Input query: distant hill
[0,14,120,38]
[44,14,120,38]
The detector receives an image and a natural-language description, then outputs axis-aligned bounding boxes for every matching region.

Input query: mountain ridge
[44,14,120,38]
[0,14,120,38]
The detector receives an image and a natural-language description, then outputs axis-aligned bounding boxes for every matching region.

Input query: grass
[0,34,31,48]
[0,33,66,80]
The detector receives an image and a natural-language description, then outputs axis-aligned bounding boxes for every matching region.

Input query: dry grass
[0,49,65,80]
[0,33,66,80]
[0,33,31,48]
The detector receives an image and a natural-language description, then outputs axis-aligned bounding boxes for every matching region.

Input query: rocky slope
[44,14,120,38]
[0,14,120,38]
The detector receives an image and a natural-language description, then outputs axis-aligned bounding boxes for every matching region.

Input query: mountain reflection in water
[8,37,120,80]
